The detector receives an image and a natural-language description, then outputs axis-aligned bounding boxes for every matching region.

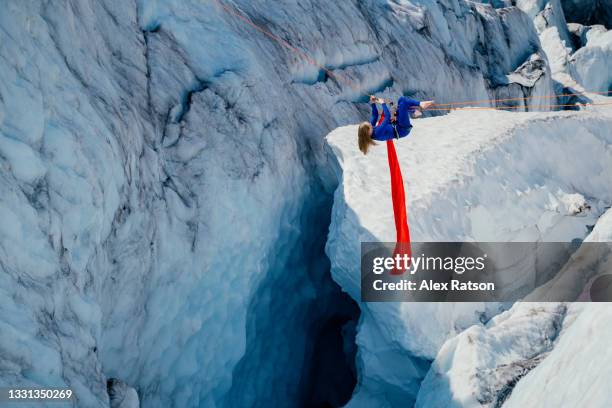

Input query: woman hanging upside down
[358,95,434,154]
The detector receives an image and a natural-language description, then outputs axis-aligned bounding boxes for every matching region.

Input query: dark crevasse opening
[300,316,358,408]
[223,175,360,408]
[560,0,612,28]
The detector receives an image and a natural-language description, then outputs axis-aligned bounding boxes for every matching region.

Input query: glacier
[0,0,611,407]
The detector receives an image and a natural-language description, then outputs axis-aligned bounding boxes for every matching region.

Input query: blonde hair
[358,122,376,154]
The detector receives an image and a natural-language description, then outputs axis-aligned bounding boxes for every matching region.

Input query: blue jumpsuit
[370,97,420,141]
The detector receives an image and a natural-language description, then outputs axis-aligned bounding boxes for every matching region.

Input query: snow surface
[415,207,612,407]
[419,302,612,408]
[416,303,567,407]
[501,206,612,407]
[585,207,612,242]
[325,104,612,406]
[503,303,612,407]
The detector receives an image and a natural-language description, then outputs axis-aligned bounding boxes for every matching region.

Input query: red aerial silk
[377,111,412,274]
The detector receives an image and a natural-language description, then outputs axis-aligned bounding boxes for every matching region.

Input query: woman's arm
[369,103,379,127]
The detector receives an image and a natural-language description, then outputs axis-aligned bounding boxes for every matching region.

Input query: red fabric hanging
[386,139,412,274]
[377,111,412,274]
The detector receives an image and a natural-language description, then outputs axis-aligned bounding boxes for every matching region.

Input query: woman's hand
[420,100,434,109]
[369,95,377,104]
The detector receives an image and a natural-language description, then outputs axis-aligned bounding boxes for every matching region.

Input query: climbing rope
[427,100,612,112]
[430,90,612,107]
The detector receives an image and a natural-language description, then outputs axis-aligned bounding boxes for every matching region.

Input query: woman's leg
[395,96,411,128]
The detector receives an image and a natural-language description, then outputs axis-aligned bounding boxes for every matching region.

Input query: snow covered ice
[414,207,612,408]
[0,0,611,407]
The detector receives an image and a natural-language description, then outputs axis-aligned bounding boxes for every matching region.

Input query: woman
[358,95,434,154]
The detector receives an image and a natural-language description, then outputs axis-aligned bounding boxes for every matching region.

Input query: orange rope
[431,90,612,107]
[427,101,612,112]
[211,0,612,111]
